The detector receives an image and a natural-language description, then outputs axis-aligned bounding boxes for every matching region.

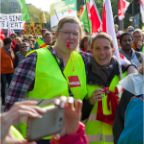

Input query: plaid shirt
[5,47,91,111]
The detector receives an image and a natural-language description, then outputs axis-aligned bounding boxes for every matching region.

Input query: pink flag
[102,0,130,66]
[89,0,102,35]
[118,0,130,20]
[7,23,15,38]
[140,0,144,23]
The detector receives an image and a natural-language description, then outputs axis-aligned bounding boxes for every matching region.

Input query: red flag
[102,0,130,66]
[90,0,102,35]
[0,29,5,40]
[102,3,107,33]
[118,0,130,20]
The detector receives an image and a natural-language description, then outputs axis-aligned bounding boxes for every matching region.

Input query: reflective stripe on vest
[85,71,127,144]
[87,134,113,143]
[87,134,103,142]
[105,135,114,142]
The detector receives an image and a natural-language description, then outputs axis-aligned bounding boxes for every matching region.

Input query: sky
[25,0,61,12]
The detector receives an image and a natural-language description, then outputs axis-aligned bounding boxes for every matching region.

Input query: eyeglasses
[21,46,29,48]
[133,36,142,38]
[59,30,79,37]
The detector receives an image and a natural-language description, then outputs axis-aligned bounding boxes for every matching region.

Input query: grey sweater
[119,48,144,68]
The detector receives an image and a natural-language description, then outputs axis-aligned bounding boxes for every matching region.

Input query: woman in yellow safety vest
[82,33,137,144]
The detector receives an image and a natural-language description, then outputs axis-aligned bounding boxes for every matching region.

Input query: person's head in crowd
[116,31,123,49]
[133,29,143,46]
[33,35,37,40]
[142,31,144,42]
[114,24,119,33]
[41,29,47,39]
[80,36,90,52]
[20,42,29,55]
[45,31,52,45]
[30,38,35,46]
[52,32,56,39]
[10,33,17,42]
[127,26,134,33]
[28,34,33,40]
[51,39,56,46]
[22,35,28,40]
[16,37,22,46]
[0,39,3,48]
[3,38,12,49]
[29,39,35,50]
[55,16,82,53]
[91,32,115,67]
[120,32,133,53]
[23,38,30,46]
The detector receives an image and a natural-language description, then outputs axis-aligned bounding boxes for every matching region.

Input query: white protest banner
[0,13,25,29]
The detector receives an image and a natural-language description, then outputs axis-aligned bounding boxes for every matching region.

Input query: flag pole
[30,18,37,37]
[54,9,59,21]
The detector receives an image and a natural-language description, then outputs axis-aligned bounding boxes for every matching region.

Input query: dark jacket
[14,51,25,68]
[82,58,127,120]
[113,90,134,144]
[12,44,20,54]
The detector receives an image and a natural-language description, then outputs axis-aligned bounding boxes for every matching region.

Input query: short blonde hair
[127,26,134,31]
[56,16,82,36]
[91,32,114,49]
[133,28,142,35]
[16,37,22,45]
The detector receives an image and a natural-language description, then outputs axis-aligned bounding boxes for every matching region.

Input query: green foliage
[27,5,50,30]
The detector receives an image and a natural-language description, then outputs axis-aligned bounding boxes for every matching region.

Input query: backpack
[135,51,143,63]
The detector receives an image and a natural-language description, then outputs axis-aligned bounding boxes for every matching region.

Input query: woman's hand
[53,96,82,140]
[1,101,46,144]
[89,89,105,105]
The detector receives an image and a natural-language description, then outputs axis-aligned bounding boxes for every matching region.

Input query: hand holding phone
[27,105,64,142]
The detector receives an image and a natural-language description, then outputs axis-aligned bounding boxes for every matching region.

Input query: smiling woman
[82,32,132,144]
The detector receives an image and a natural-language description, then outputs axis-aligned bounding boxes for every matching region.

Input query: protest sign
[50,0,77,28]
[0,13,25,29]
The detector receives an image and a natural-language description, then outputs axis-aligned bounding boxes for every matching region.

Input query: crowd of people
[0,16,144,144]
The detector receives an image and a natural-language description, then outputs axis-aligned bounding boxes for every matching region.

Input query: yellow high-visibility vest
[85,72,127,144]
[18,48,87,138]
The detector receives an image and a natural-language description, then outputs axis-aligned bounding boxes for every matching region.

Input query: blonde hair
[133,28,142,35]
[16,37,22,45]
[127,26,134,31]
[91,32,114,49]
[56,16,82,36]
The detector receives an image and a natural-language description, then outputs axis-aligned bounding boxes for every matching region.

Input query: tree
[27,5,50,30]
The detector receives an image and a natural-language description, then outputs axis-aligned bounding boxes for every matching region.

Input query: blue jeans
[1,73,13,100]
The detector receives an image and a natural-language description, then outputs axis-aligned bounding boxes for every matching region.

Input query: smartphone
[26,105,64,142]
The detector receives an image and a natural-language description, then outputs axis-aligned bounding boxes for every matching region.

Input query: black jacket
[113,90,134,144]
[12,44,20,54]
[82,58,127,120]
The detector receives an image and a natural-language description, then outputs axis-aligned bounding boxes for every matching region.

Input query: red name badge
[68,76,81,88]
